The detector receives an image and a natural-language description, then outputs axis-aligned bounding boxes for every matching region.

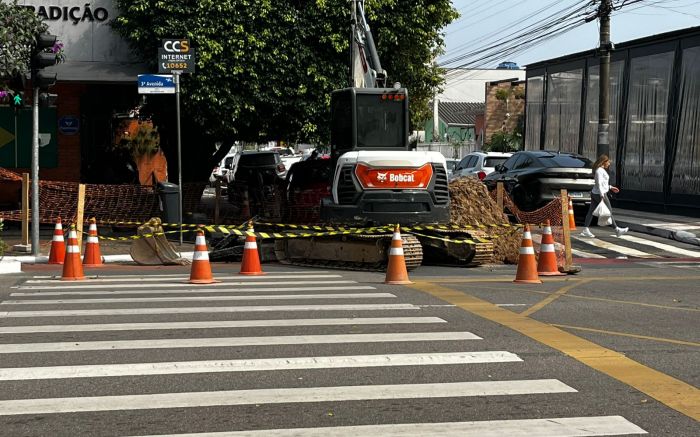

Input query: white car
[451,151,513,181]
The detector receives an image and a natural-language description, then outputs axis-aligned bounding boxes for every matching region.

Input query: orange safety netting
[491,190,569,267]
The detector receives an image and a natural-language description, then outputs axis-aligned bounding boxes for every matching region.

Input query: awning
[51,61,149,84]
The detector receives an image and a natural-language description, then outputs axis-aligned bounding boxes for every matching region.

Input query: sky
[440,0,700,68]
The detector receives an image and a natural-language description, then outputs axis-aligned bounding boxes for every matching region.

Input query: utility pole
[597,0,613,159]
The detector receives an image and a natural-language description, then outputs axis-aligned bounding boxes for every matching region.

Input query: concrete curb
[615,220,700,247]
[0,252,196,275]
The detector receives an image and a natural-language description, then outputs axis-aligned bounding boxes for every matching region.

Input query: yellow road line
[552,324,700,347]
[409,281,700,421]
[520,279,591,317]
[423,282,699,313]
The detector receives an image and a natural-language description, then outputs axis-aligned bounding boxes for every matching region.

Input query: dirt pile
[448,177,520,264]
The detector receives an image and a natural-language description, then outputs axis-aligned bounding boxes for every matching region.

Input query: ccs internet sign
[158,38,195,74]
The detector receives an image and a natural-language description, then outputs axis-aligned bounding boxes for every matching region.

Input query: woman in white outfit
[581,154,628,238]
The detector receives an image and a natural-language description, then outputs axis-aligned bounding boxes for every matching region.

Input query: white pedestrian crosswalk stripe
[0,351,522,380]
[0,380,576,416]
[0,292,396,305]
[128,416,646,436]
[11,280,360,295]
[0,332,482,354]
[0,303,420,318]
[0,317,447,334]
[617,234,700,258]
[0,271,647,436]
[572,235,660,258]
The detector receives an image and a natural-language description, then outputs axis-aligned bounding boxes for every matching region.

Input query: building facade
[1,1,143,183]
[525,26,700,211]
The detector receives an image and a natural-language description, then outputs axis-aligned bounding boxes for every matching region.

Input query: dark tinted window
[356,94,404,148]
[501,155,519,170]
[537,154,592,168]
[331,90,352,150]
[238,153,278,166]
[466,156,479,168]
[514,156,533,170]
[457,157,470,169]
[446,160,458,171]
[224,156,235,169]
[484,157,508,168]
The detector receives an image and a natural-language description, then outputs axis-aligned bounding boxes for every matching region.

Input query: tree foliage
[112,0,457,180]
[0,1,47,81]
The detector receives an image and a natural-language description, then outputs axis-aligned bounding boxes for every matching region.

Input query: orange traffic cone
[385,225,413,285]
[189,230,219,284]
[239,222,264,275]
[537,220,565,276]
[241,189,251,219]
[514,224,542,284]
[82,218,104,267]
[61,224,86,281]
[48,217,65,265]
[568,199,577,231]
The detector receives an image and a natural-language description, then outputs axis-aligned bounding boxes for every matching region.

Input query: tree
[0,1,46,96]
[112,0,457,182]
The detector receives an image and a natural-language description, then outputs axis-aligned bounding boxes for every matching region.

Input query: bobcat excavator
[271,1,493,270]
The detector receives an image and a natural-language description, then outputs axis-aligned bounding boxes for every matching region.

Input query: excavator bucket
[130,217,190,266]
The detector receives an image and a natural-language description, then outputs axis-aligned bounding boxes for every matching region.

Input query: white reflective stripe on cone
[522,231,532,240]
[519,246,535,255]
[52,235,64,242]
[68,230,78,239]
[195,235,207,246]
[244,241,257,249]
[66,246,80,254]
[55,224,63,230]
[389,247,404,256]
[543,227,552,234]
[392,233,401,241]
[89,224,97,231]
[87,236,99,244]
[192,251,209,261]
[540,244,555,252]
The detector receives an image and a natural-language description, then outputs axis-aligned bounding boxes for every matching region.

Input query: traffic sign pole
[31,86,39,256]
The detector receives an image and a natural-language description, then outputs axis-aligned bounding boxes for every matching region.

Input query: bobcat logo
[376,172,388,182]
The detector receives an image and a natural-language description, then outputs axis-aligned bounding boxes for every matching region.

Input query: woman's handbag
[593,201,612,226]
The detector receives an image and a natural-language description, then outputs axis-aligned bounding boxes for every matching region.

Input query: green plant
[485,130,522,153]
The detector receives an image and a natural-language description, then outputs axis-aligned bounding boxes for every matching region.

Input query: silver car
[451,152,513,181]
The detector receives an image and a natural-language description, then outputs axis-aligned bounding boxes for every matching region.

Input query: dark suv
[482,150,594,211]
[227,151,287,205]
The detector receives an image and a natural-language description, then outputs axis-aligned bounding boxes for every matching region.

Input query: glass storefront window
[525,75,544,150]
[671,46,700,196]
[544,68,583,153]
[582,61,625,162]
[623,51,674,193]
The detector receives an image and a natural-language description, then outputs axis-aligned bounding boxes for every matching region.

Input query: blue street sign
[58,115,80,135]
[137,74,175,94]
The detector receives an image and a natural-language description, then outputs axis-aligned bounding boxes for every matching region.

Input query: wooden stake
[496,182,504,212]
[214,179,221,225]
[560,189,573,267]
[76,184,86,247]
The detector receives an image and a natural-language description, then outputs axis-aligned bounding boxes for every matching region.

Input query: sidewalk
[614,208,700,247]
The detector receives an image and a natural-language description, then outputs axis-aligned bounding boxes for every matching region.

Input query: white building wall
[439,68,526,102]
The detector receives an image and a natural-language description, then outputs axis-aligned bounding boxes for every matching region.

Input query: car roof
[240,150,278,155]
[515,150,583,158]
[465,151,513,158]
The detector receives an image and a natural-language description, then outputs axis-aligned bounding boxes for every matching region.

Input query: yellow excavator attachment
[130,217,191,266]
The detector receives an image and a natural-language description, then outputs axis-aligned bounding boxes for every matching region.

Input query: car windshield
[224,156,235,169]
[484,157,508,168]
[238,153,278,166]
[537,154,591,168]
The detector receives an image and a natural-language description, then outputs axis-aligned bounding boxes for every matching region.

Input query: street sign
[137,74,176,94]
[58,115,80,135]
[158,38,195,74]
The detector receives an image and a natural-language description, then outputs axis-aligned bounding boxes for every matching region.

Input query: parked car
[227,150,287,203]
[482,150,594,211]
[451,151,513,181]
[445,158,459,178]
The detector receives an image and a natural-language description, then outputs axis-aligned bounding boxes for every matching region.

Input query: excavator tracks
[274,233,423,272]
[415,228,494,267]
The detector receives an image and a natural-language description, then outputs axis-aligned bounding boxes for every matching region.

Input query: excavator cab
[330,87,409,160]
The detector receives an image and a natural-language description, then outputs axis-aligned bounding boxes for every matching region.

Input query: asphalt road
[0,260,698,436]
